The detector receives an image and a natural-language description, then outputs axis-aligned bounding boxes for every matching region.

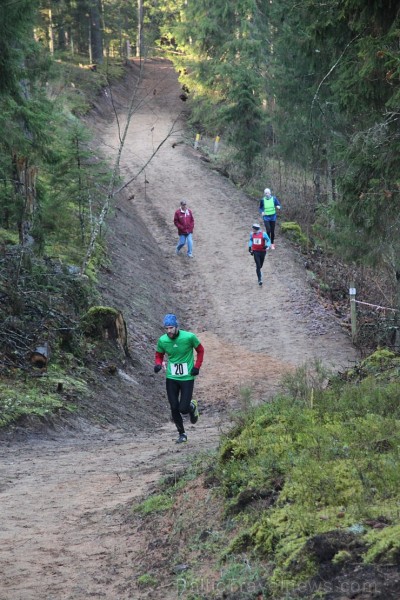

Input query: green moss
[270,535,318,591]
[332,550,352,564]
[80,305,120,337]
[364,524,400,564]
[345,349,400,385]
[0,366,88,427]
[280,221,310,249]
[222,530,253,557]
[137,573,158,587]
[0,390,64,426]
[213,361,400,589]
[281,458,365,508]
[360,348,400,370]
[365,348,395,361]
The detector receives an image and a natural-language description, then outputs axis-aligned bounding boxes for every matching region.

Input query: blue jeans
[176,233,193,257]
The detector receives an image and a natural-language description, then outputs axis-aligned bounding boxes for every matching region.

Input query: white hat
[264,188,271,195]
[252,223,261,229]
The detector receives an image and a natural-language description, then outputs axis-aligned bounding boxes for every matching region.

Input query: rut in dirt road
[0,58,358,600]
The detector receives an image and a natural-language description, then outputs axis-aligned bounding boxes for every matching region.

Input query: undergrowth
[0,368,88,427]
[0,56,125,428]
[134,351,400,598]
[214,351,400,595]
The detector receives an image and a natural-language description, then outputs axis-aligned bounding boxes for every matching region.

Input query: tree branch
[80,58,184,274]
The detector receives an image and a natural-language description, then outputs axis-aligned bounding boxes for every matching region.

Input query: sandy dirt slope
[0,59,358,600]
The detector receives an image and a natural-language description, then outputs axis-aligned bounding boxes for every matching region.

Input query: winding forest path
[0,59,358,600]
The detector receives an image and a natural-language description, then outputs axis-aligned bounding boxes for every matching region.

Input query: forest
[1,2,400,599]
[1,0,399,364]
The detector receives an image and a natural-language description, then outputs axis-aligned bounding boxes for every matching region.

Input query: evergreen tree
[161,0,271,175]
[102,0,137,59]
[0,0,51,245]
[0,0,38,94]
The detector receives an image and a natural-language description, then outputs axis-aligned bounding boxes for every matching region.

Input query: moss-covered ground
[132,350,400,599]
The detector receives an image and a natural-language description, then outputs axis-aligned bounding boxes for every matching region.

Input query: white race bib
[253,237,262,245]
[171,362,189,377]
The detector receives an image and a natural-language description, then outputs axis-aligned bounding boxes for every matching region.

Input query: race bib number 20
[171,362,188,376]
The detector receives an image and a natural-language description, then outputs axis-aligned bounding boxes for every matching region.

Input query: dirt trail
[0,59,358,600]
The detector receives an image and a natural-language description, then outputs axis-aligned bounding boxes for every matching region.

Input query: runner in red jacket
[174,200,194,257]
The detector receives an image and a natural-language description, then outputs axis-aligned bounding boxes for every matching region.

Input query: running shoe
[270,244,275,250]
[258,280,263,286]
[189,399,199,424]
[176,433,188,444]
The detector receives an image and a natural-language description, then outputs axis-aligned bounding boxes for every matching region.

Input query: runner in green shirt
[154,314,204,443]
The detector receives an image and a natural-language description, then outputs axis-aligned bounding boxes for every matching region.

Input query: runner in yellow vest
[259,188,281,250]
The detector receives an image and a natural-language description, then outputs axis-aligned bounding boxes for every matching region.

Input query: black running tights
[166,378,194,434]
[253,251,266,282]
[264,220,276,244]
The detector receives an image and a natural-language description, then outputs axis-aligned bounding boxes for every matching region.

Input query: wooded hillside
[0,1,399,379]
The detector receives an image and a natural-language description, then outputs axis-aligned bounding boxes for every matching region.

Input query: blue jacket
[259,195,281,221]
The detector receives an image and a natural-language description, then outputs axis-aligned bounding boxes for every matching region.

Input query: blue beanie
[163,313,178,327]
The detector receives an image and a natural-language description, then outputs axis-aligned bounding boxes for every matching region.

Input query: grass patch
[137,573,158,587]
[135,451,214,517]
[134,492,175,515]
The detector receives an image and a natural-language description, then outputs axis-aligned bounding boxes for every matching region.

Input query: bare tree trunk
[136,0,143,58]
[314,169,321,203]
[13,155,38,247]
[57,0,67,50]
[48,7,54,55]
[89,0,103,64]
[88,16,92,64]
[394,270,400,351]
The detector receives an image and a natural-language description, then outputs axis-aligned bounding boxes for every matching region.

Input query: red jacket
[174,208,194,235]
